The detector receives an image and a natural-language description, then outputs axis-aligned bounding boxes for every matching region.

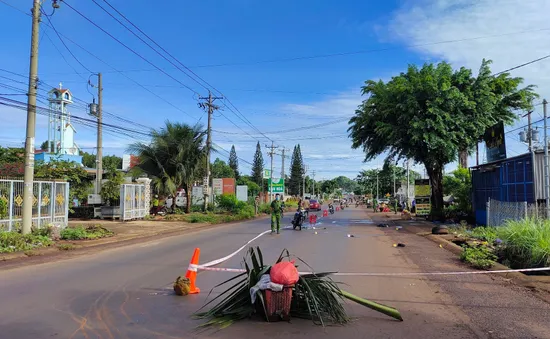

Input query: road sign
[263,169,271,179]
[268,178,284,193]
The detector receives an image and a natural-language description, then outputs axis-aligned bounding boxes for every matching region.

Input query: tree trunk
[458,149,468,168]
[426,165,445,221]
[185,184,192,214]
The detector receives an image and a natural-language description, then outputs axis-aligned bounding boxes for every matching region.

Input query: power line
[213,117,350,135]
[61,0,201,97]
[90,0,273,142]
[41,7,92,74]
[495,54,550,76]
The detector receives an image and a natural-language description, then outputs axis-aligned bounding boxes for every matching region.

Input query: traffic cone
[185,248,201,294]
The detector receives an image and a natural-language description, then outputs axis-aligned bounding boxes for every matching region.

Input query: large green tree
[349,60,537,219]
[128,121,206,213]
[211,158,235,178]
[443,167,472,213]
[229,145,239,179]
[34,160,92,203]
[251,142,264,186]
[288,145,304,195]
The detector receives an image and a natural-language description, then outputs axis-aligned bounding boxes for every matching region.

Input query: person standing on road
[373,198,378,213]
[271,193,282,234]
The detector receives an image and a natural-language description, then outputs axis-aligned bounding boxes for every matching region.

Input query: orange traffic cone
[185,248,201,294]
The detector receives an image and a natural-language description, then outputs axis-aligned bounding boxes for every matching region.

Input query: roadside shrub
[498,218,550,268]
[470,226,498,244]
[237,204,255,219]
[0,197,8,219]
[60,225,113,240]
[259,203,272,214]
[0,232,53,253]
[460,246,497,269]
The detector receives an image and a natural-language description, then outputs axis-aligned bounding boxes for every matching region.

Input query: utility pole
[96,73,103,194]
[544,99,549,217]
[279,148,290,196]
[22,0,43,235]
[199,91,222,211]
[266,142,279,202]
[311,170,316,197]
[406,159,410,210]
[393,165,396,197]
[303,165,309,198]
[376,171,379,200]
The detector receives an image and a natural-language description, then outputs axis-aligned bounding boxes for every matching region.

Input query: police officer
[270,193,282,234]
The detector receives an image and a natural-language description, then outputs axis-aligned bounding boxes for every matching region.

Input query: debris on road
[192,247,403,329]
[347,234,356,238]
[378,223,389,228]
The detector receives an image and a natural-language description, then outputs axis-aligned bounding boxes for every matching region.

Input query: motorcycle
[328,203,335,214]
[292,208,306,230]
[340,203,345,211]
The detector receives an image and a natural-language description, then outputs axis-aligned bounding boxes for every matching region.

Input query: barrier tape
[195,209,333,269]
[189,264,550,276]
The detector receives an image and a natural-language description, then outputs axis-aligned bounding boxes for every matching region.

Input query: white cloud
[386,0,550,166]
[388,0,550,94]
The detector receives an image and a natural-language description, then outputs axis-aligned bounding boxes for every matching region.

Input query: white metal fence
[0,179,69,231]
[119,184,147,221]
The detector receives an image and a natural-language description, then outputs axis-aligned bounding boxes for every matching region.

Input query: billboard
[192,186,204,205]
[236,185,248,202]
[484,122,506,163]
[414,179,431,197]
[222,178,236,195]
[263,169,271,179]
[212,178,223,196]
[268,178,284,193]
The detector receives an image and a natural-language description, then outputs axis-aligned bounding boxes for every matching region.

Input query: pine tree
[251,142,264,186]
[289,144,304,195]
[229,145,239,179]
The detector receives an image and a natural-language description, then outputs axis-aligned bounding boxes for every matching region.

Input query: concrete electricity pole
[199,91,222,211]
[406,159,410,210]
[266,142,279,202]
[93,73,103,194]
[303,165,309,198]
[376,171,379,200]
[312,170,316,197]
[279,148,290,196]
[544,99,549,217]
[22,0,44,235]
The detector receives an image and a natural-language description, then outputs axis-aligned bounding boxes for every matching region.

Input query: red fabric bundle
[270,261,299,286]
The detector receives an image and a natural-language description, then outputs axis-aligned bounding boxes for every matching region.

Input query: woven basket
[261,286,293,322]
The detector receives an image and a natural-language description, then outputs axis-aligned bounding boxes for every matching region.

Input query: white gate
[120,184,147,221]
[0,179,69,231]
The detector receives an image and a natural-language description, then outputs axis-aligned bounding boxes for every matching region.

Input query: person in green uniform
[373,198,378,213]
[270,193,282,234]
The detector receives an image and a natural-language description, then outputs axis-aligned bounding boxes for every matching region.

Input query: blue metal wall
[472,153,534,225]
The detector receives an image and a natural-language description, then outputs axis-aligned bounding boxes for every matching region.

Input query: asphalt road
[1,207,549,338]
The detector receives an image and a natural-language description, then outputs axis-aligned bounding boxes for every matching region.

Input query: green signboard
[268,178,284,193]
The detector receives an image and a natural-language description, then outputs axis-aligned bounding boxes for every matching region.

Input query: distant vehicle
[309,199,321,211]
[378,198,390,204]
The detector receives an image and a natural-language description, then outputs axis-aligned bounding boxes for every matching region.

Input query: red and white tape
[189,263,550,276]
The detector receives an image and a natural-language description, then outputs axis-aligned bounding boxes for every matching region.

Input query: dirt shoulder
[361,208,550,338]
[364,209,550,298]
[0,214,269,270]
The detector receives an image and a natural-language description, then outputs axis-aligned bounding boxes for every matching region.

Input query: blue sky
[1,0,548,181]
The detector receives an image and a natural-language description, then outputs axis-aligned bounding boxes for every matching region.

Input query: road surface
[1,207,550,338]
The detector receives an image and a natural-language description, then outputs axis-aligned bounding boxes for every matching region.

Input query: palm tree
[128,121,206,213]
